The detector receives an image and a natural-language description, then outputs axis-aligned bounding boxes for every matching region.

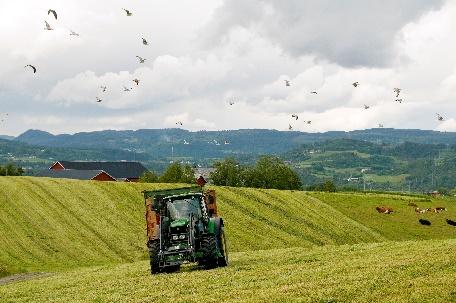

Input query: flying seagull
[176,121,183,126]
[136,56,146,63]
[306,120,312,125]
[24,64,37,73]
[142,38,148,45]
[395,98,403,104]
[224,140,230,145]
[378,123,384,128]
[123,86,132,92]
[364,104,370,110]
[123,9,132,16]
[291,114,298,120]
[96,97,102,103]
[48,9,57,20]
[310,91,318,94]
[394,88,401,98]
[437,113,444,121]
[352,81,359,87]
[183,140,190,145]
[284,80,291,87]
[44,21,53,31]
[133,79,140,85]
[288,124,293,130]
[69,30,79,36]
[100,86,107,92]
[229,100,235,105]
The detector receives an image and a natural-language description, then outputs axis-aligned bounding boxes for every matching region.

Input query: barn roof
[52,161,148,179]
[36,169,115,181]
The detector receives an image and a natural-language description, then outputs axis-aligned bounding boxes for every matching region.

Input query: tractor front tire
[148,240,161,274]
[200,234,218,269]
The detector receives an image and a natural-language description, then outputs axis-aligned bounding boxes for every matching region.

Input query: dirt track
[0,272,52,286]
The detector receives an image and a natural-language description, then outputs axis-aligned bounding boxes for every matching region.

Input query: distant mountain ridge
[13,128,456,155]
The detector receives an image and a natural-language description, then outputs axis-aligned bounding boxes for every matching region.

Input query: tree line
[0,163,24,176]
[140,156,302,190]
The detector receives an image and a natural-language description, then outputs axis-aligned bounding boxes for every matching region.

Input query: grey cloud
[203,0,444,67]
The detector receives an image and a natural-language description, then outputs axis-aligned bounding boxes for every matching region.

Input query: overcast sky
[1,0,456,136]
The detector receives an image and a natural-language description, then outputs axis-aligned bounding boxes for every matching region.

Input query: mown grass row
[217,187,385,251]
[0,177,387,275]
[1,239,455,302]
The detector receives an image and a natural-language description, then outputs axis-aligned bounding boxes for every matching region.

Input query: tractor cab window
[167,196,202,220]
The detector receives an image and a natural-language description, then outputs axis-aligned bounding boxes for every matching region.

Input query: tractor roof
[143,186,202,199]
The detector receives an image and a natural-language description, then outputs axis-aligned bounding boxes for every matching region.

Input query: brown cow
[376,206,393,214]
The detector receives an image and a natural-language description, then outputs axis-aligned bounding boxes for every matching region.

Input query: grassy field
[0,177,385,275]
[309,191,456,241]
[1,239,455,302]
[1,176,456,302]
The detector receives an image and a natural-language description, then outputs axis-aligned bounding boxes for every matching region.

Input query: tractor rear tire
[148,240,161,274]
[199,234,218,269]
[217,228,228,267]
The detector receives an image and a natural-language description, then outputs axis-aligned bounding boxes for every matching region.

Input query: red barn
[36,169,116,181]
[45,161,149,182]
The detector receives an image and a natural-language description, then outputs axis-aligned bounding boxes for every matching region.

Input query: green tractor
[143,186,228,274]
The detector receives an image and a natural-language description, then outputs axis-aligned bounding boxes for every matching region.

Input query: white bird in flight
[136,56,146,63]
[44,21,53,31]
[24,64,37,73]
[48,9,57,20]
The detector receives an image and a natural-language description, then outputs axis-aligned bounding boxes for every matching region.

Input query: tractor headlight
[172,235,179,240]
[179,234,186,240]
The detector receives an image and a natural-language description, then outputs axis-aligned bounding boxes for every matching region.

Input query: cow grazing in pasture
[435,207,447,212]
[446,219,456,226]
[426,207,447,213]
[376,206,393,214]
[415,208,427,214]
[408,202,418,207]
[419,219,431,226]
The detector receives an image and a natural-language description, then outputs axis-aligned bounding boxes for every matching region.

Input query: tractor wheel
[199,234,218,269]
[164,265,181,273]
[217,228,228,267]
[148,240,161,274]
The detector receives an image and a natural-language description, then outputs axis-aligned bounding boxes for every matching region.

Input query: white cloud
[0,0,456,137]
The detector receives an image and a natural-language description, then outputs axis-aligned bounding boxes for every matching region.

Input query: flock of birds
[21,8,449,133]
[285,79,446,131]
[24,9,150,106]
[21,8,232,143]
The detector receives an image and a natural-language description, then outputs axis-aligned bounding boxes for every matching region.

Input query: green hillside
[1,177,456,302]
[284,138,456,191]
[0,177,385,275]
[1,239,455,302]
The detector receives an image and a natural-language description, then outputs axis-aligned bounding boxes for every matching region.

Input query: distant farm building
[40,161,149,182]
[194,167,215,183]
[37,169,116,181]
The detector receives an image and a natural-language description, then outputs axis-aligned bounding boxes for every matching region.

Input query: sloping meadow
[0,177,388,275]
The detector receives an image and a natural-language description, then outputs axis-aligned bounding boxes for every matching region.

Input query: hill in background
[285,138,456,192]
